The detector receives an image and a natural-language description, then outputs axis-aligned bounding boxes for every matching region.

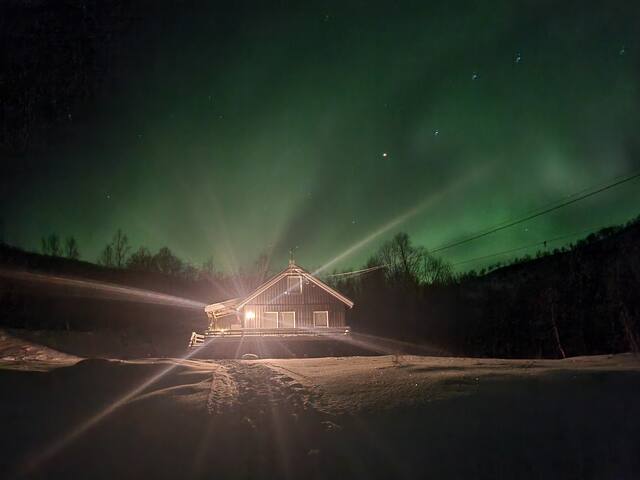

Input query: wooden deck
[189,327,350,347]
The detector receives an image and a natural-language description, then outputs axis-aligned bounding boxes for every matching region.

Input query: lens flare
[15,344,210,476]
[0,268,206,310]
[313,165,488,276]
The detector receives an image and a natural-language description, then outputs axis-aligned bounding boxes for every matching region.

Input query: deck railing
[188,326,350,347]
[189,332,206,347]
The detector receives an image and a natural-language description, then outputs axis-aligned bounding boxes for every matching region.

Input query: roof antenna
[289,248,295,266]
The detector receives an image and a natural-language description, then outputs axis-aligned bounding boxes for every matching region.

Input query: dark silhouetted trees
[375,232,453,286]
[98,244,114,267]
[335,219,640,358]
[64,236,80,260]
[127,247,154,271]
[98,229,130,268]
[153,247,184,276]
[112,229,130,268]
[11,214,640,358]
[41,234,62,256]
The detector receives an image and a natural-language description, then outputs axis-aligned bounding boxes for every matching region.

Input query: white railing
[206,326,350,338]
[188,326,351,347]
[188,332,205,347]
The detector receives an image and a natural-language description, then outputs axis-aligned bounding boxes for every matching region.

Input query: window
[262,312,278,329]
[244,310,257,329]
[313,311,329,327]
[279,311,295,328]
[287,275,302,294]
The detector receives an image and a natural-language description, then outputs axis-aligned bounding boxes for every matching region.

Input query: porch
[189,326,351,347]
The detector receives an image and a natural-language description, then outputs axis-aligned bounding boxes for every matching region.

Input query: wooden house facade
[196,261,353,342]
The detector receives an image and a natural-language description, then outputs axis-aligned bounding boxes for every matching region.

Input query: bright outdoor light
[245,310,255,320]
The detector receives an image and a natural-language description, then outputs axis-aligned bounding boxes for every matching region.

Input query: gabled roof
[235,262,354,309]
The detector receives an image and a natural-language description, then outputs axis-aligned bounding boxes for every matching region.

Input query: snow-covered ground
[0,330,79,370]
[1,335,639,479]
[263,354,640,413]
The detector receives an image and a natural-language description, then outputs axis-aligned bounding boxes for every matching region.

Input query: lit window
[279,311,295,328]
[287,275,302,294]
[313,311,329,327]
[244,310,257,328]
[263,312,278,329]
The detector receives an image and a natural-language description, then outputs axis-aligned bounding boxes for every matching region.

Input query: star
[515,52,522,63]
[619,46,626,56]
[382,152,388,158]
[433,129,439,136]
[106,193,111,200]
[472,72,479,80]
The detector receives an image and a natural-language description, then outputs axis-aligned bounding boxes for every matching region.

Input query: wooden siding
[250,274,346,305]
[241,274,347,328]
[240,304,345,328]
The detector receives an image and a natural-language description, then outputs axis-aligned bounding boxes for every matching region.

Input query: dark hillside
[0,244,223,303]
[1,216,639,359]
[0,245,225,356]
[343,216,640,358]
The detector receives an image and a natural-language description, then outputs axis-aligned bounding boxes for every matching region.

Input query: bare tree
[40,236,49,255]
[127,247,154,271]
[41,233,61,257]
[201,257,216,275]
[153,247,183,275]
[252,251,272,286]
[420,254,454,285]
[376,232,453,286]
[609,256,639,354]
[377,233,423,285]
[64,236,80,260]
[542,287,566,358]
[111,229,130,268]
[98,244,114,267]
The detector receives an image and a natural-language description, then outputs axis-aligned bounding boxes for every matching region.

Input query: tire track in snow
[206,362,239,414]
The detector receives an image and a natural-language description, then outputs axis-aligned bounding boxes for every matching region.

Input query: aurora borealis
[2,1,639,272]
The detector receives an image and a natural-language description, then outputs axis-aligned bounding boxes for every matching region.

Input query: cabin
[190,260,353,346]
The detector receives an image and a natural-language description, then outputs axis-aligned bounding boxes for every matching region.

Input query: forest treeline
[4,215,640,358]
[35,229,273,291]
[330,215,640,358]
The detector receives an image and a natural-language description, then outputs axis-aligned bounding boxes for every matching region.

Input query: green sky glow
[2,1,639,272]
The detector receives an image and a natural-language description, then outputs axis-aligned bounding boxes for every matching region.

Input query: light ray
[0,268,205,309]
[312,165,489,276]
[15,344,210,476]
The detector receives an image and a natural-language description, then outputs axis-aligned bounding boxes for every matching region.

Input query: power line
[324,171,639,277]
[325,264,388,278]
[431,170,640,254]
[463,170,637,238]
[452,226,604,267]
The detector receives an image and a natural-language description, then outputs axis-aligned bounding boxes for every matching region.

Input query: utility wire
[325,264,388,278]
[325,171,639,277]
[463,170,637,237]
[431,170,640,254]
[452,226,606,267]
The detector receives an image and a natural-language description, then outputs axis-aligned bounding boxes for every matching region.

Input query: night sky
[2,1,639,273]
